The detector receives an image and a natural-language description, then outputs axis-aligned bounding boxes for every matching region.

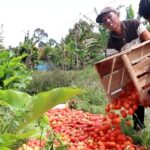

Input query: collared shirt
[107,19,140,52]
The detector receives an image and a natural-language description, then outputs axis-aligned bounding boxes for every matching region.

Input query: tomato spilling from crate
[106,82,139,114]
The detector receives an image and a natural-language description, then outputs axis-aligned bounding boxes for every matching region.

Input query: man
[96,7,150,130]
[139,0,150,22]
[139,0,150,108]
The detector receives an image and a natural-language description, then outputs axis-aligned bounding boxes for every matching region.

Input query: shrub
[0,50,32,91]
[26,68,77,95]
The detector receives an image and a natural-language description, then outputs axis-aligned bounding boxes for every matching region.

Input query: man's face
[102,12,120,31]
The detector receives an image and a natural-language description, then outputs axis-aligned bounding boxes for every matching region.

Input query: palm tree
[63,20,102,69]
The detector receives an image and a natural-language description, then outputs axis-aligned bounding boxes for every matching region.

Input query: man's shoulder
[122,19,140,24]
[122,19,140,29]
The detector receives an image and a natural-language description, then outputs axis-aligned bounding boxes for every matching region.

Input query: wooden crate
[95,40,150,102]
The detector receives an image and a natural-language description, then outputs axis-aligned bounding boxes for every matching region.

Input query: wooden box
[95,41,150,102]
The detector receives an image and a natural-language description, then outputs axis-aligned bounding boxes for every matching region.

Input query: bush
[26,68,77,95]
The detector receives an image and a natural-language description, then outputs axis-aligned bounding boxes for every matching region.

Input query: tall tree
[32,28,48,46]
[15,29,48,69]
[63,20,102,69]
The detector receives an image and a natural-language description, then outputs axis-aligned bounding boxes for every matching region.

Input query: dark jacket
[107,19,140,51]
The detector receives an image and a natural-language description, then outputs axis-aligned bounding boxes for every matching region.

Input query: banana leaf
[17,87,84,131]
[0,51,9,59]
[0,134,20,147]
[17,129,42,139]
[0,129,41,149]
[0,146,11,150]
[0,90,31,109]
[9,53,28,65]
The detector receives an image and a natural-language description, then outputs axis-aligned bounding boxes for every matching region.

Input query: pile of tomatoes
[26,139,46,149]
[45,109,144,150]
[26,83,147,150]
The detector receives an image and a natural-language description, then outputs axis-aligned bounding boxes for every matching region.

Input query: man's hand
[141,89,150,107]
[121,38,141,51]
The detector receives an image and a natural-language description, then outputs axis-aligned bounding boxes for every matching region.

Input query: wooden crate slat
[138,73,150,88]
[137,66,150,76]
[132,57,150,76]
[127,47,143,62]
[120,68,131,87]
[101,76,109,92]
[95,56,123,78]
[109,69,131,98]
[131,54,150,64]
[101,67,131,95]
[98,59,113,77]
[95,60,112,78]
[96,72,110,102]
[127,43,150,63]
[122,54,142,95]
[143,43,150,56]
[107,57,117,94]
[101,68,122,94]
[127,44,150,62]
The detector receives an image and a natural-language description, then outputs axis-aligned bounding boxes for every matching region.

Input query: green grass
[69,66,108,114]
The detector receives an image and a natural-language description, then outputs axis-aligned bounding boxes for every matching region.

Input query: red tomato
[120,110,127,118]
[128,108,134,115]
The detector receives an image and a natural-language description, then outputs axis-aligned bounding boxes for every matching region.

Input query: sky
[0,0,140,47]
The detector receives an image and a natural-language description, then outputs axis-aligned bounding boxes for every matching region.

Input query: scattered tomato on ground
[26,83,148,150]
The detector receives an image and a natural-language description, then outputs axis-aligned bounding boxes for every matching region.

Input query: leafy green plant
[0,50,32,90]
[0,87,84,149]
[121,118,150,149]
[140,128,150,149]
[121,118,143,144]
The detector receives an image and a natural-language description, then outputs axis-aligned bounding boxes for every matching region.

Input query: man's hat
[96,7,117,24]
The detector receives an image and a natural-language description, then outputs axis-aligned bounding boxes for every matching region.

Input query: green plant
[140,128,150,149]
[121,118,143,143]
[120,118,150,149]
[0,50,32,91]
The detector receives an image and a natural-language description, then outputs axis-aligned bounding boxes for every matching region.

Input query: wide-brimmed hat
[96,7,117,24]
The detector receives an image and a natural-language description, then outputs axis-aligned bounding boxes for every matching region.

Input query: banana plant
[0,87,85,149]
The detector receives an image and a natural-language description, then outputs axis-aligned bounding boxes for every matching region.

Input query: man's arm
[106,38,119,57]
[121,23,150,51]
[140,30,150,41]
[137,24,150,41]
